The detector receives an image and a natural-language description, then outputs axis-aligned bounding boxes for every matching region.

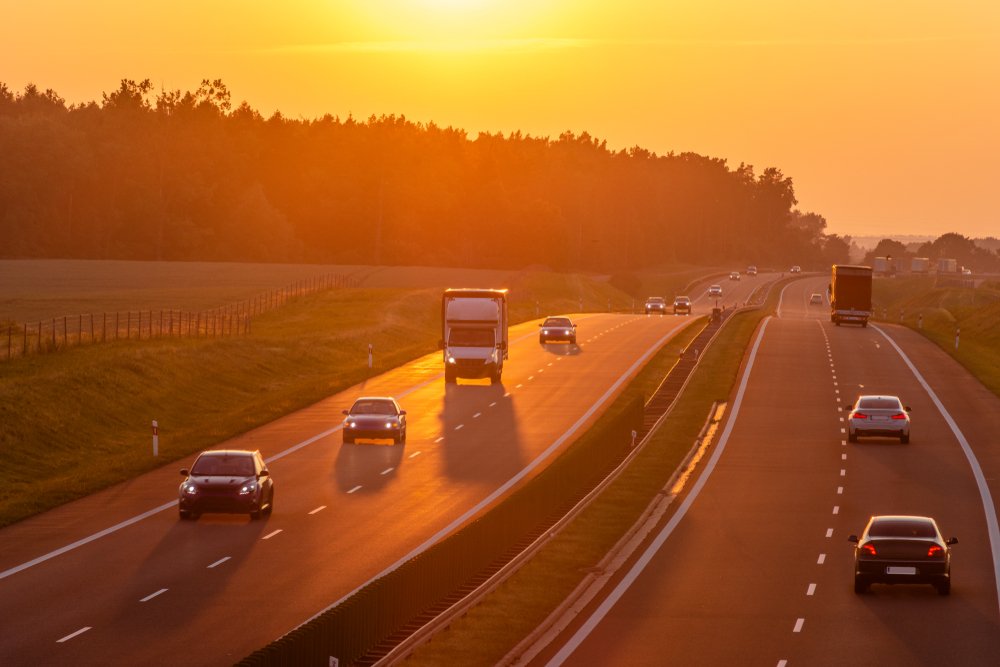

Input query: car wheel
[250,508,262,520]
[445,368,456,384]
[900,434,910,444]
[862,322,868,328]
[490,370,501,385]
[848,431,858,443]
[936,578,951,596]
[854,575,870,594]
[179,509,193,520]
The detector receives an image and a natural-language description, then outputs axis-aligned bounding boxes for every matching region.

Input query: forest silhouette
[2,78,854,271]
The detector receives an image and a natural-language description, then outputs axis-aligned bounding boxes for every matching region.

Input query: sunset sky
[4,0,997,239]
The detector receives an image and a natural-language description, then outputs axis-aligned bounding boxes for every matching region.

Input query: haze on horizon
[4,0,997,240]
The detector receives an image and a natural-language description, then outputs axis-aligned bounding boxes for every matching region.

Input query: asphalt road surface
[0,274,765,665]
[542,276,1000,666]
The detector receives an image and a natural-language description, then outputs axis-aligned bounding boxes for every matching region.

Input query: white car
[846,395,910,443]
[809,293,823,305]
[708,284,722,297]
[729,272,741,281]
[790,265,802,273]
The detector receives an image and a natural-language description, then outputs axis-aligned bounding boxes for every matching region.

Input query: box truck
[440,289,509,384]
[830,265,873,327]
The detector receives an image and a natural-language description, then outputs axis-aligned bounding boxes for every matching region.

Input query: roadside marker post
[368,343,373,369]
[152,420,159,457]
[955,328,960,350]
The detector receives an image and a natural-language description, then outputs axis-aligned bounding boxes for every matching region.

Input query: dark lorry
[830,264,873,327]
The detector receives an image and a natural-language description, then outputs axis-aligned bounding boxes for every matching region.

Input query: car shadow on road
[541,342,581,356]
[333,440,405,493]
[439,382,523,482]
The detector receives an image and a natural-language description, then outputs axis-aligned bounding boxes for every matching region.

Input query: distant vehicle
[809,293,823,305]
[790,265,801,273]
[441,288,508,384]
[644,296,667,314]
[746,265,758,276]
[830,264,873,327]
[539,316,577,344]
[849,515,956,595]
[872,256,895,276]
[846,395,910,443]
[343,396,407,444]
[673,296,692,315]
[708,284,722,297]
[911,257,930,273]
[937,258,958,273]
[729,271,741,281]
[178,450,274,520]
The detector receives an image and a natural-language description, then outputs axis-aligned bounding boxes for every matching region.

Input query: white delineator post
[152,420,159,457]
[955,327,960,350]
[368,343,373,369]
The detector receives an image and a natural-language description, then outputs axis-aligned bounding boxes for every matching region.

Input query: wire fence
[2,272,357,362]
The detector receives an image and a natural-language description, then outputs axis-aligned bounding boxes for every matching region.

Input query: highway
[0,275,762,665]
[541,276,1000,666]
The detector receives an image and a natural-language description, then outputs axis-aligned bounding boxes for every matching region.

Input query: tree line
[865,233,1000,273]
[3,78,855,271]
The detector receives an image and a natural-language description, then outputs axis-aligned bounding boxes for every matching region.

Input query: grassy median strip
[406,299,776,666]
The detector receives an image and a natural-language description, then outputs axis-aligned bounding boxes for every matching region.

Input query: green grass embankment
[872,277,1000,396]
[407,285,782,666]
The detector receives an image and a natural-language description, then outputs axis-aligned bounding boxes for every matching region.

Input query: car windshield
[448,329,494,347]
[869,519,936,538]
[858,398,902,410]
[647,298,665,304]
[543,318,572,327]
[350,400,397,415]
[191,454,255,477]
[675,297,690,304]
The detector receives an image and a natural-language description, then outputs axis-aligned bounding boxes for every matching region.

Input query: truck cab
[441,289,509,384]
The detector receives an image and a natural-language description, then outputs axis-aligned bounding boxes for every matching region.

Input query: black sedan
[178,449,274,520]
[849,515,957,595]
[343,396,407,444]
[539,316,577,344]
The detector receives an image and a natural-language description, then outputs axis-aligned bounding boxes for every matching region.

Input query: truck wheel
[445,369,456,384]
[490,370,501,384]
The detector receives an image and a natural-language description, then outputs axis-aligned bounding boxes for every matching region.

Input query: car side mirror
[342,409,349,416]
[947,537,958,545]
[847,535,859,543]
[180,468,189,477]
[905,406,911,412]
[399,410,407,416]
[258,469,269,478]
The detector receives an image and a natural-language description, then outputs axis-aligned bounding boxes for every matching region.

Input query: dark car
[539,316,577,344]
[849,515,957,595]
[644,297,667,314]
[179,449,273,520]
[343,396,407,444]
[673,296,692,315]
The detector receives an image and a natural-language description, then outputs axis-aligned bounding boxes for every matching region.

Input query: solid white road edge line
[140,588,168,602]
[299,316,696,631]
[545,317,771,666]
[873,324,1000,615]
[56,627,91,643]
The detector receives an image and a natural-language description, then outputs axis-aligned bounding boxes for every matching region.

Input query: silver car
[343,396,407,444]
[846,395,910,443]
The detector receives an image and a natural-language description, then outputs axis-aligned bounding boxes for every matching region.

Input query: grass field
[872,275,1000,396]
[406,283,782,666]
[0,260,716,528]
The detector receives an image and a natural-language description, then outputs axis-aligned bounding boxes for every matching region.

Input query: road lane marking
[841,453,847,460]
[807,583,816,596]
[817,554,826,564]
[489,402,497,407]
[454,424,464,431]
[833,506,840,514]
[544,316,769,665]
[57,627,91,643]
[263,530,283,540]
[381,468,394,475]
[207,557,230,569]
[348,486,362,494]
[841,440,846,446]
[140,588,168,602]
[435,436,444,443]
[473,412,481,418]
[516,384,523,389]
[409,451,422,459]
[837,487,843,495]
[835,389,840,394]
[826,528,834,537]
[840,428,846,433]
[778,661,788,667]
[793,618,805,633]
[841,469,846,476]
[528,376,535,381]
[308,505,326,515]
[873,323,1000,611]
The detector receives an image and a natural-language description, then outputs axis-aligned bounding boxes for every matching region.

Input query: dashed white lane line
[516,384,523,389]
[793,618,805,633]
[778,661,788,667]
[263,529,283,540]
[839,417,844,422]
[826,528,834,538]
[308,505,326,515]
[57,627,91,643]
[840,428,846,433]
[528,376,535,381]
[348,485,362,494]
[381,468,394,476]
[833,506,840,515]
[207,556,230,569]
[140,588,168,602]
[435,436,444,443]
[841,469,846,476]
[547,362,553,367]
[841,453,847,460]
[537,368,544,373]
[473,412,482,418]
[489,402,497,407]
[837,487,844,495]
[807,583,817,596]
[841,440,846,446]
[817,554,826,564]
[454,424,464,431]
[408,451,422,459]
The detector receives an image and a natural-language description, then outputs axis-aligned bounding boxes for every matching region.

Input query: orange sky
[4,0,998,239]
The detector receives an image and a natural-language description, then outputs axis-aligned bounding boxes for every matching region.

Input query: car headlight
[385,421,396,429]
[346,420,357,429]
[542,329,549,335]
[183,484,198,495]
[447,356,457,364]
[239,482,256,495]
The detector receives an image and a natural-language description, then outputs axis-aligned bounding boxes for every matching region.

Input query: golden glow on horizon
[2,0,998,237]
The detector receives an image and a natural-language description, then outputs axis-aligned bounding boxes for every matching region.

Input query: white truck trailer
[440,288,509,384]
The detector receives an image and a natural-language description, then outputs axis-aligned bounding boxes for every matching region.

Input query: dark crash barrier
[236,395,645,667]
